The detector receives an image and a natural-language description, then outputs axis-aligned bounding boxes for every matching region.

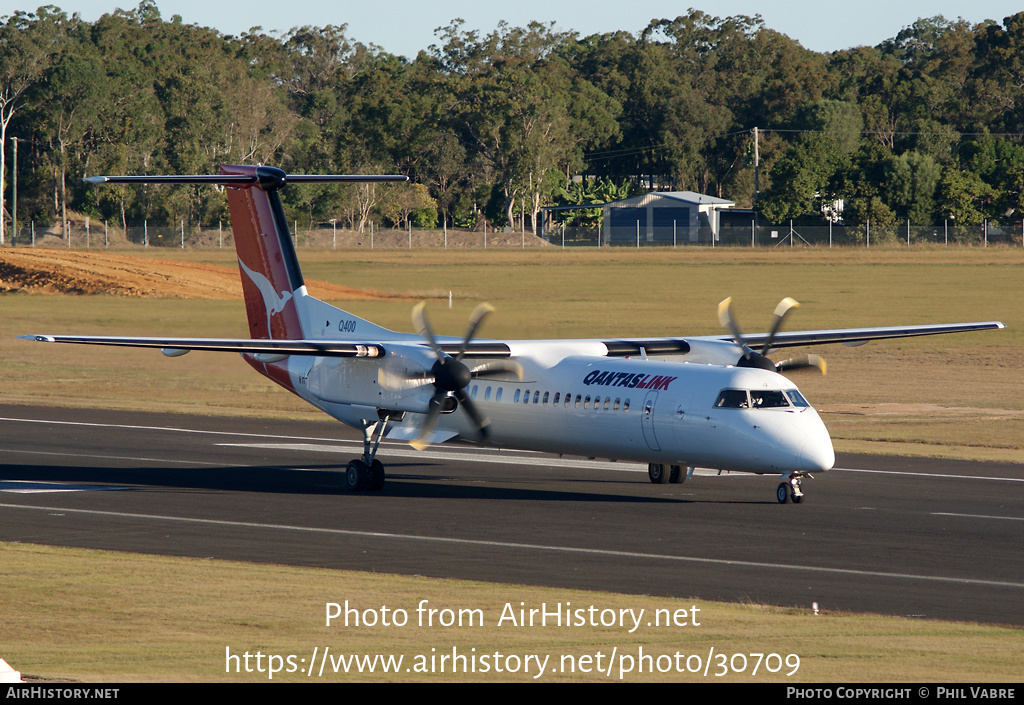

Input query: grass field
[3,542,1022,683]
[2,246,1022,682]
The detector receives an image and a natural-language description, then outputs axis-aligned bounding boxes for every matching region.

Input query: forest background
[3,1,1024,245]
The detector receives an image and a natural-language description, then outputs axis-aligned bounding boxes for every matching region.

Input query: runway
[1,404,1022,625]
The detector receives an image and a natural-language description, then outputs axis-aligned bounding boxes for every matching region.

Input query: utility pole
[10,137,16,247]
[11,136,16,246]
[752,127,760,247]
[752,127,760,206]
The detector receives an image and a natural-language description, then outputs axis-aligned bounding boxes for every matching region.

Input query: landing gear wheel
[777,482,790,504]
[648,463,670,484]
[790,477,804,504]
[345,459,371,492]
[369,459,385,491]
[669,465,682,483]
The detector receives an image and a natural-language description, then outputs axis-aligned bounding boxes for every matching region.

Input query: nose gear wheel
[777,475,805,504]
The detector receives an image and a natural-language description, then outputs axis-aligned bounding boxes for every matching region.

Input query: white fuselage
[281,340,835,476]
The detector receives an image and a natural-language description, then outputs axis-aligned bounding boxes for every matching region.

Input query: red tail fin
[222,165,306,340]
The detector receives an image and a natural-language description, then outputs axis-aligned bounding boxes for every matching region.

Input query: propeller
[385,302,523,450]
[717,297,826,375]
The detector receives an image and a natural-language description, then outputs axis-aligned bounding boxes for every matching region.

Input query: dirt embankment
[0,248,409,300]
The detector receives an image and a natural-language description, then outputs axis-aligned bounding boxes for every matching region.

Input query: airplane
[19,165,1006,503]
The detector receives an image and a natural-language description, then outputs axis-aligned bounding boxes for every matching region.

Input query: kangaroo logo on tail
[238,257,293,339]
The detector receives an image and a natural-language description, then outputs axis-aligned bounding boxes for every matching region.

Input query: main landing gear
[343,415,395,492]
[776,473,808,504]
[648,463,693,484]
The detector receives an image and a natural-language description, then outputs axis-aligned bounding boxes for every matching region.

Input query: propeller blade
[456,302,495,362]
[455,389,491,442]
[762,297,800,355]
[412,301,443,359]
[410,393,446,450]
[407,301,504,448]
[718,297,753,359]
[775,354,826,375]
[469,359,524,380]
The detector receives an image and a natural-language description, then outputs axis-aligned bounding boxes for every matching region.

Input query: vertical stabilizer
[222,164,307,341]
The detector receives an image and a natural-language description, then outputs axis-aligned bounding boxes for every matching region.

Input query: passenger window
[603,397,610,411]
[496,387,503,403]
[542,391,549,404]
[471,385,478,399]
[614,398,620,411]
[553,392,560,405]
[524,389,531,404]
[584,395,590,409]
[565,393,571,407]
[514,389,521,403]
[533,391,540,404]
[623,399,630,412]
[574,395,581,408]
[484,386,492,401]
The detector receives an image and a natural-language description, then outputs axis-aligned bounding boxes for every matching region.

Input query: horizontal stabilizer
[85,171,407,188]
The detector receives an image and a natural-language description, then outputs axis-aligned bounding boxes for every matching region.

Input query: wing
[18,335,384,358]
[20,320,1005,360]
[708,320,1006,349]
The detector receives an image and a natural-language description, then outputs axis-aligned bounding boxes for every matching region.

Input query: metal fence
[7,218,1023,249]
[544,220,1024,248]
[715,221,1023,248]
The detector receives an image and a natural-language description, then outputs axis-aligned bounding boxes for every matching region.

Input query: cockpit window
[716,389,801,409]
[785,389,810,407]
[750,390,790,408]
[714,389,749,408]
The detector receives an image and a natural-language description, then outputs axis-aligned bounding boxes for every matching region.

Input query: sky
[2,1,1022,56]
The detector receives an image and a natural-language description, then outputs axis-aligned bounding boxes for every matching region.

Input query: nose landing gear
[777,474,807,504]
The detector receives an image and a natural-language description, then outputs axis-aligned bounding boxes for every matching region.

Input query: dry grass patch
[2,542,1020,682]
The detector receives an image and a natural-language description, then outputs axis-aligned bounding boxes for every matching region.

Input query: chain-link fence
[715,221,1023,247]
[6,218,1023,249]
[544,220,1024,248]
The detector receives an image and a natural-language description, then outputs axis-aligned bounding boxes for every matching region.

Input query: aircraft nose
[798,436,835,472]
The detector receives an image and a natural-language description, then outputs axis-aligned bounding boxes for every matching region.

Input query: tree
[555,177,633,227]
[885,150,942,222]
[434,21,617,233]
[835,143,897,225]
[85,6,168,230]
[938,167,996,224]
[34,22,110,239]
[960,135,1024,218]
[379,182,437,228]
[0,7,62,243]
[423,132,467,227]
[757,135,846,222]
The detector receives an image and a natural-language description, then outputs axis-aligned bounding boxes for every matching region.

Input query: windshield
[714,388,808,409]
